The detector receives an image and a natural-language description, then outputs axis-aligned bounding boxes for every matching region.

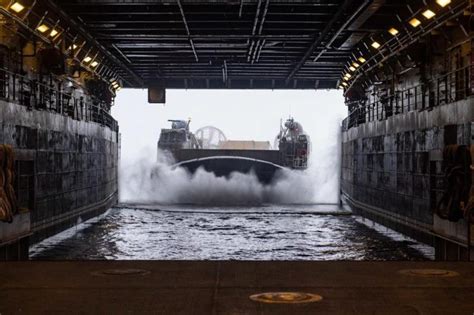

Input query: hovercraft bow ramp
[173,155,285,184]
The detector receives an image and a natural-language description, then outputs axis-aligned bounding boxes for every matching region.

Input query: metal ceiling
[51,0,427,89]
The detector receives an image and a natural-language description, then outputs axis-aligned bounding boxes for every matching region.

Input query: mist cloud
[114,89,345,206]
[119,131,341,205]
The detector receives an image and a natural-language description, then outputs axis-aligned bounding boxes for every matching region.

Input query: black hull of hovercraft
[175,156,284,184]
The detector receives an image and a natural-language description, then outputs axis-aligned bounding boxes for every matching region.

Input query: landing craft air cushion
[157,118,310,184]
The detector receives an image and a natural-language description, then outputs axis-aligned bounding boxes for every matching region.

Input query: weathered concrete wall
[342,99,474,246]
[0,100,119,245]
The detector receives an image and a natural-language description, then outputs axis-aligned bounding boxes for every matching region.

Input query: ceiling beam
[47,0,145,87]
[285,0,353,85]
[177,0,199,62]
[312,0,371,63]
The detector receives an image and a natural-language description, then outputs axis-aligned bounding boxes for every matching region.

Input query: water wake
[119,145,339,206]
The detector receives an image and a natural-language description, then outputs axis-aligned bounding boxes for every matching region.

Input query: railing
[0,67,118,132]
[342,66,471,131]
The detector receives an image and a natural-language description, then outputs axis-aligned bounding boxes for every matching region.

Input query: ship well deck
[1,260,473,314]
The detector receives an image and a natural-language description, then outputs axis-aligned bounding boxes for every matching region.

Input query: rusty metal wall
[341,99,474,246]
[0,100,119,244]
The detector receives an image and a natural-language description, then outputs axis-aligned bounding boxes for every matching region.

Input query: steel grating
[51,0,428,89]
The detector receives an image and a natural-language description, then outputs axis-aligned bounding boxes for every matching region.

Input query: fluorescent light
[37,24,49,33]
[388,27,399,35]
[422,9,435,19]
[10,2,25,13]
[344,73,352,79]
[90,61,99,67]
[358,57,366,63]
[343,76,350,81]
[70,44,78,50]
[409,18,421,27]
[352,62,360,68]
[436,0,451,7]
[371,41,381,49]
[50,29,58,37]
[83,56,92,63]
[349,66,356,72]
[342,82,348,87]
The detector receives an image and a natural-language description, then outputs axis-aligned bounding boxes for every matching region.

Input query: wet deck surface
[1,261,473,314]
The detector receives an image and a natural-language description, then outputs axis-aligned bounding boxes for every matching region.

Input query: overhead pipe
[313,0,371,63]
[252,0,270,64]
[177,0,199,62]
[285,0,356,85]
[247,0,263,62]
[258,0,270,36]
[254,39,266,63]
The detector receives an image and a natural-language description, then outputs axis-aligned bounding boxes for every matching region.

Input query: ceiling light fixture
[422,9,436,19]
[371,41,381,49]
[388,27,399,35]
[436,0,451,7]
[10,2,25,13]
[37,24,49,33]
[409,18,421,27]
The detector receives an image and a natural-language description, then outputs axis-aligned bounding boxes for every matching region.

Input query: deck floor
[1,261,473,314]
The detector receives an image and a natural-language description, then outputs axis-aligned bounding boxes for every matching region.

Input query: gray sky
[112,89,346,161]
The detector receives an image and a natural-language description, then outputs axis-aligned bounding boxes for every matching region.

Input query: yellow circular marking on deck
[398,269,459,277]
[249,292,323,304]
